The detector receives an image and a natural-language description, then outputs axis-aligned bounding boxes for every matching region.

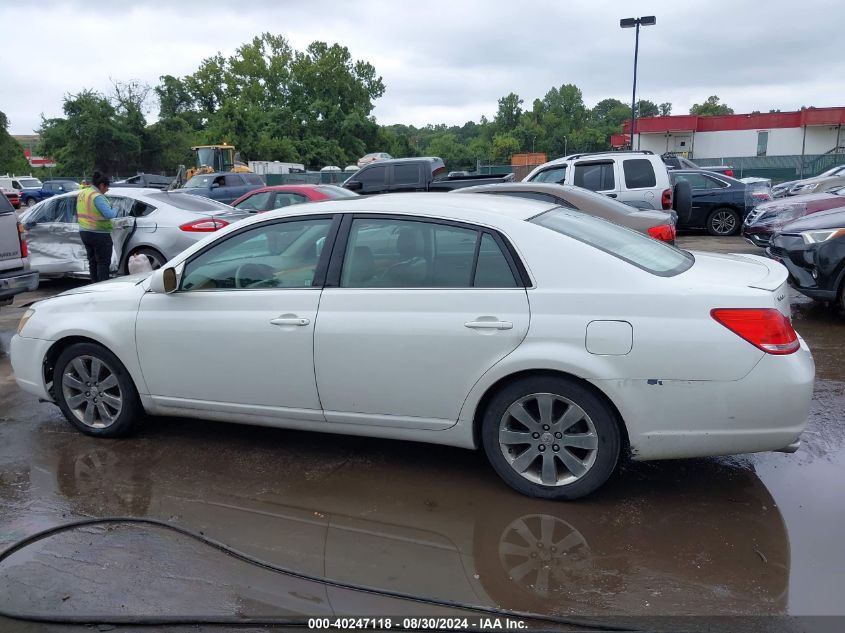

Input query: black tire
[706,207,741,236]
[481,376,621,500]
[53,342,141,438]
[25,197,36,207]
[124,246,166,275]
[672,180,693,226]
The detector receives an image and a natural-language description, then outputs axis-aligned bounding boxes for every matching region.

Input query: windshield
[531,207,693,276]
[184,175,213,188]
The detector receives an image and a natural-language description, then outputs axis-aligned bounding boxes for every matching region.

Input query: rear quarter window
[573,162,615,192]
[622,159,657,189]
[531,208,693,277]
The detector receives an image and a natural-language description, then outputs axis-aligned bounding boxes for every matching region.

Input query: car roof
[250,192,555,224]
[535,151,658,168]
[361,157,443,165]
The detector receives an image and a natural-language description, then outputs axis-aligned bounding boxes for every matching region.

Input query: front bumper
[768,235,843,301]
[742,227,772,247]
[10,335,54,401]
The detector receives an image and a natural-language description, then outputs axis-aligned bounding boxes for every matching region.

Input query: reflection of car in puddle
[30,430,789,617]
[496,514,591,596]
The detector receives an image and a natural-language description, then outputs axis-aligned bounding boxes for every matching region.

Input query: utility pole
[620,16,656,151]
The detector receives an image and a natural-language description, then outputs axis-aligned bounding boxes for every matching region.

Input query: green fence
[694,154,845,183]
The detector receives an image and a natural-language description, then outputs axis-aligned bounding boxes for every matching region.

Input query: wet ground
[0,236,843,631]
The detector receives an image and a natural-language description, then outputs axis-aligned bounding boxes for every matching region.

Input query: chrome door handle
[270,317,310,326]
[465,320,513,330]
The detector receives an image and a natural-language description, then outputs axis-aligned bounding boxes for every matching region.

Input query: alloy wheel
[499,393,599,486]
[61,355,123,429]
[710,210,737,235]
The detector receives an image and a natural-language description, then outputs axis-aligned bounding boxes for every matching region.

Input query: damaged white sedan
[11,193,815,499]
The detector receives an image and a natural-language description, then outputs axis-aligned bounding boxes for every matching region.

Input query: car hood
[681,251,787,292]
[779,207,845,232]
[58,272,152,296]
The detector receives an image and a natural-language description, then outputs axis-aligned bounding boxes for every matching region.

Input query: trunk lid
[683,251,788,291]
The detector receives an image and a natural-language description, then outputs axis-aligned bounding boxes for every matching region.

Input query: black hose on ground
[0,516,641,631]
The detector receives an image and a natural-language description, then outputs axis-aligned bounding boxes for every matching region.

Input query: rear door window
[393,163,422,186]
[224,174,243,187]
[622,159,657,189]
[573,161,615,192]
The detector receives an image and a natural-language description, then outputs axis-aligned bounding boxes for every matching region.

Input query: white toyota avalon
[11,193,814,499]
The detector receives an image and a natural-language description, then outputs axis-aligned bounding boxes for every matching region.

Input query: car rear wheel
[706,207,740,236]
[53,342,141,438]
[124,247,165,274]
[481,376,621,500]
[25,198,36,207]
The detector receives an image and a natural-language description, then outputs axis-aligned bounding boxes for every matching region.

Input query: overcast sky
[2,0,844,135]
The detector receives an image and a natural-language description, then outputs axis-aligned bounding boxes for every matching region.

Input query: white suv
[523,151,678,212]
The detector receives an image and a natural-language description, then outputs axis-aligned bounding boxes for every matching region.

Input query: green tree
[636,100,659,118]
[690,96,734,116]
[428,132,473,170]
[491,133,520,163]
[0,112,31,174]
[658,102,672,116]
[39,90,140,176]
[494,93,523,134]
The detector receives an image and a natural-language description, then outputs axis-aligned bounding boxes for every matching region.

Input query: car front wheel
[481,376,621,500]
[53,342,141,438]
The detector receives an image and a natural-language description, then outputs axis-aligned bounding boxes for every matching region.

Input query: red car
[231,184,358,212]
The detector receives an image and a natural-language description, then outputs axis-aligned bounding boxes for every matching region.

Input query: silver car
[455,182,678,241]
[19,188,249,276]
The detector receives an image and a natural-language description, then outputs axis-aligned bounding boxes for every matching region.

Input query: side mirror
[211,183,220,189]
[149,267,178,294]
[346,181,363,191]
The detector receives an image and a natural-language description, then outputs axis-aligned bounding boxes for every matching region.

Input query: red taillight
[179,219,229,232]
[661,188,672,210]
[711,308,799,355]
[17,222,28,258]
[647,223,676,241]
[725,169,734,177]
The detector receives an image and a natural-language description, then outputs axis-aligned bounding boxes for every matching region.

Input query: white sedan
[11,193,814,499]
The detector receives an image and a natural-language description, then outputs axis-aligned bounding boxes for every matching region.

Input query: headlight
[801,228,845,244]
[17,308,35,335]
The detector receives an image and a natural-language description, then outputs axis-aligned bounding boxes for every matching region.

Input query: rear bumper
[593,336,814,460]
[0,270,39,300]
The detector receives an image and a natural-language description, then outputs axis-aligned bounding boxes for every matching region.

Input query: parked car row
[771,164,845,198]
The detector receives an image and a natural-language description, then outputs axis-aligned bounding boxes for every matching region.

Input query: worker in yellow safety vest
[77,170,118,283]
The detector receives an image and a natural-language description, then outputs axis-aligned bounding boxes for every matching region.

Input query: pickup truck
[19,180,80,208]
[662,154,734,177]
[343,157,514,195]
[0,193,38,308]
[111,173,174,190]
[180,171,265,205]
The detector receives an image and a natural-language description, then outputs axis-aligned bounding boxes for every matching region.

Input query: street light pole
[620,16,656,151]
